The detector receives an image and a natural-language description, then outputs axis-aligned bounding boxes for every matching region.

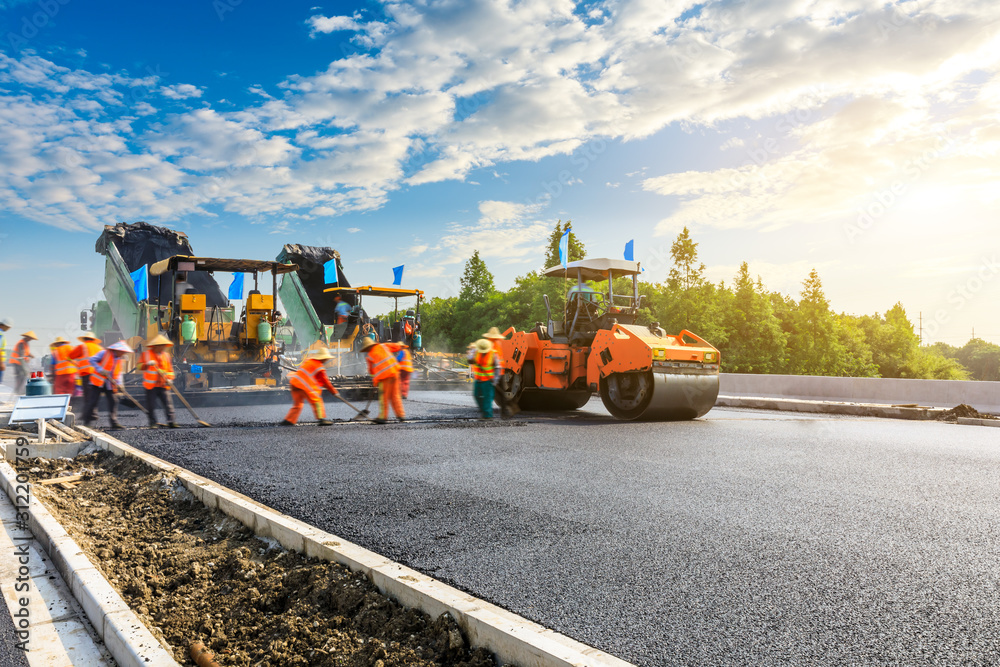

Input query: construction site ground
[50,392,1000,666]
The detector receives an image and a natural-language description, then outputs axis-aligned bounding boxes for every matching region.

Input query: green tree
[666,226,707,292]
[953,338,1000,381]
[543,220,586,269]
[788,269,846,375]
[657,228,728,346]
[719,262,788,373]
[459,250,496,302]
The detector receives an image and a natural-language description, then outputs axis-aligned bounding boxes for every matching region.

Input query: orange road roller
[497,258,720,420]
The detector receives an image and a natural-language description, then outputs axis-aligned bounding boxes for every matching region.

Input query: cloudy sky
[1,0,998,347]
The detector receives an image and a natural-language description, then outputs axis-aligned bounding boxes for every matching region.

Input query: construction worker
[9,331,37,395]
[141,334,178,428]
[49,338,77,395]
[82,341,132,430]
[469,338,502,419]
[360,335,404,423]
[384,341,413,399]
[0,318,10,385]
[282,348,339,426]
[333,294,351,324]
[482,327,517,417]
[70,332,104,401]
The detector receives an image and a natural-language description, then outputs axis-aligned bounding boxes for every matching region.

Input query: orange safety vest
[471,350,498,382]
[89,350,123,389]
[365,344,399,383]
[141,350,174,390]
[386,343,413,373]
[289,357,328,403]
[73,341,104,376]
[52,345,76,375]
[10,339,29,366]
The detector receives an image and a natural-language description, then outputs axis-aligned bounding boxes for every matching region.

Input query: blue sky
[2,0,999,348]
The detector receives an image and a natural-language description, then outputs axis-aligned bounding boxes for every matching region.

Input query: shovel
[334,393,370,420]
[168,383,211,427]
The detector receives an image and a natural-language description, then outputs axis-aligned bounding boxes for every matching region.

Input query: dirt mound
[24,452,497,667]
[936,404,994,422]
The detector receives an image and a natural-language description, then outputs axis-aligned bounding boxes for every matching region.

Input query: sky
[1,0,999,349]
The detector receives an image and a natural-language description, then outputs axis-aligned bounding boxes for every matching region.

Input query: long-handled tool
[280,361,370,420]
[168,383,211,427]
[116,382,149,416]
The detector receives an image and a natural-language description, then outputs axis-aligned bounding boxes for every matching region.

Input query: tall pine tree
[543,220,586,269]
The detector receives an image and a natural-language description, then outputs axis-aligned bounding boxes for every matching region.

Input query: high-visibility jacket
[141,350,174,390]
[471,350,500,382]
[9,338,29,366]
[51,345,76,376]
[0,332,6,364]
[89,350,123,389]
[71,341,104,376]
[365,344,399,384]
[385,343,413,373]
[289,357,338,403]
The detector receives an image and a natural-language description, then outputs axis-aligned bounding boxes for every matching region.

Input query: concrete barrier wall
[720,374,1000,413]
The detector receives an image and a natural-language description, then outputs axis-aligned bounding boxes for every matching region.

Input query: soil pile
[24,452,498,667]
[936,404,995,422]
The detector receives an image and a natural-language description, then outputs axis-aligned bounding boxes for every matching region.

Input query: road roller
[497,258,720,420]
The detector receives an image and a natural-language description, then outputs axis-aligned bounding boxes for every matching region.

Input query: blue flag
[323,258,338,285]
[624,239,634,261]
[228,273,244,300]
[558,226,571,268]
[392,265,404,286]
[130,265,148,301]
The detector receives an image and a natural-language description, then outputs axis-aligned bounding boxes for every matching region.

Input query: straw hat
[50,337,69,346]
[22,330,37,340]
[309,347,334,361]
[78,331,100,341]
[0,318,10,328]
[108,341,133,354]
[482,327,505,340]
[475,338,492,353]
[147,333,173,348]
[359,336,377,351]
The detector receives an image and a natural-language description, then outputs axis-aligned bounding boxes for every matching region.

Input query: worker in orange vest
[282,348,339,426]
[9,330,37,395]
[384,341,414,399]
[469,337,502,419]
[141,334,178,428]
[481,327,517,417]
[70,332,103,401]
[49,337,77,395]
[360,335,404,423]
[0,318,10,385]
[82,341,132,430]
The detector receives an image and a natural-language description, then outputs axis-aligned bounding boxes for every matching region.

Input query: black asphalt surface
[108,392,1000,666]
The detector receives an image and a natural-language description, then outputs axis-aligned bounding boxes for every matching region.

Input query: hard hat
[78,331,100,341]
[0,318,10,328]
[51,337,69,346]
[108,341,133,354]
[359,336,377,351]
[147,333,173,347]
[482,327,505,340]
[22,330,37,340]
[309,348,334,361]
[475,338,492,353]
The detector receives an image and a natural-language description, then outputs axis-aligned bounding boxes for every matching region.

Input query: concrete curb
[716,395,946,420]
[0,457,178,666]
[957,417,1000,428]
[79,427,634,667]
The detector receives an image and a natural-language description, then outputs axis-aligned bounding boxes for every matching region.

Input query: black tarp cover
[275,244,352,326]
[95,221,228,307]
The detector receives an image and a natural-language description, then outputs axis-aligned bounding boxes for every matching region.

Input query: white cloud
[346,227,361,233]
[308,14,362,36]
[161,84,203,100]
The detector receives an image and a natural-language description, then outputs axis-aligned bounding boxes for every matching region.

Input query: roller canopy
[541,258,641,281]
[149,256,299,277]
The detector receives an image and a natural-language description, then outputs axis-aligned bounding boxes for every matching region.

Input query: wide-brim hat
[483,327,505,340]
[108,341,133,354]
[310,347,334,361]
[475,338,492,353]
[22,330,37,340]
[0,318,10,328]
[359,336,377,351]
[78,331,100,341]
[147,333,173,347]
[51,337,69,346]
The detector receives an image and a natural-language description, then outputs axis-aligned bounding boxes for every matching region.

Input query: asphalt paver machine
[498,258,720,420]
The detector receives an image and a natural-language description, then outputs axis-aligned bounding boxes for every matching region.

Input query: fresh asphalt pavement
[105,391,1000,666]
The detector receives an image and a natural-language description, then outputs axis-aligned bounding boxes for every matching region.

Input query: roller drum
[601,370,719,421]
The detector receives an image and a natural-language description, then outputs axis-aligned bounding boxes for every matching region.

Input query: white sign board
[10,394,71,423]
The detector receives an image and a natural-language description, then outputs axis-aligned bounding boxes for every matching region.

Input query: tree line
[420,222,999,381]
